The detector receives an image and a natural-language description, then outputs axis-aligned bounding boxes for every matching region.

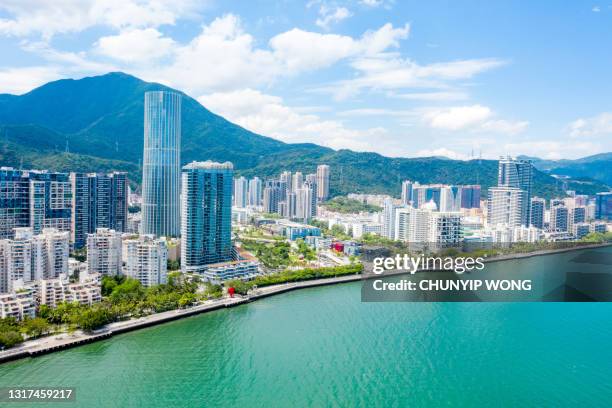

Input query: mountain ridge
[0,72,609,198]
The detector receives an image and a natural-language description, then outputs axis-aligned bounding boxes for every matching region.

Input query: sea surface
[1,246,612,407]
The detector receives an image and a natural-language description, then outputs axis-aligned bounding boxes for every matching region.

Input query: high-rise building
[316,165,330,202]
[460,185,481,209]
[412,184,443,210]
[401,180,414,206]
[86,228,122,276]
[304,175,318,218]
[0,168,72,239]
[550,204,569,232]
[568,206,586,232]
[382,198,399,239]
[263,184,281,214]
[248,177,263,207]
[595,192,611,220]
[295,187,314,222]
[292,172,303,191]
[439,186,462,212]
[70,172,128,249]
[233,176,248,208]
[529,197,545,229]
[497,156,533,223]
[487,187,527,228]
[141,91,181,238]
[181,161,233,273]
[0,228,69,293]
[123,235,168,287]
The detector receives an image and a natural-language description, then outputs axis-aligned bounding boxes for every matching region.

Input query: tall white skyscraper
[316,165,330,202]
[497,156,533,224]
[141,91,181,238]
[233,176,248,208]
[292,172,303,191]
[248,177,263,207]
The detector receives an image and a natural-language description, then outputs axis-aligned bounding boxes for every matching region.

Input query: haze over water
[1,247,612,407]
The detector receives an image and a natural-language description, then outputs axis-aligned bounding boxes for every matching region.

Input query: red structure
[228,287,235,298]
[331,242,344,252]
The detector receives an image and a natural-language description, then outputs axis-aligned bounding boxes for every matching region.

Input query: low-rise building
[0,290,36,320]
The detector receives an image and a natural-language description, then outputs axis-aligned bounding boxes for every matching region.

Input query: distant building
[497,156,533,223]
[529,197,545,229]
[401,180,414,206]
[595,192,611,220]
[487,187,527,228]
[86,228,122,276]
[572,223,591,239]
[316,165,330,202]
[460,185,481,209]
[233,176,248,208]
[550,204,569,232]
[123,235,168,287]
[141,91,181,238]
[181,161,234,274]
[248,177,263,207]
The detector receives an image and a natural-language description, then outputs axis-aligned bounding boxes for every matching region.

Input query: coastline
[1,241,610,364]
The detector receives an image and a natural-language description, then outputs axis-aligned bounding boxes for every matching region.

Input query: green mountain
[522,154,612,186]
[0,72,609,198]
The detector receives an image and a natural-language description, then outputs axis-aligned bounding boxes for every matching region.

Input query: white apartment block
[26,272,102,308]
[87,228,122,276]
[0,290,36,320]
[0,228,69,293]
[123,235,168,287]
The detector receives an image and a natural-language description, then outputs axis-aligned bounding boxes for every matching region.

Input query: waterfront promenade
[0,273,363,363]
[1,242,610,364]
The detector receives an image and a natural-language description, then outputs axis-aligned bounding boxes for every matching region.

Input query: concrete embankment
[0,274,363,364]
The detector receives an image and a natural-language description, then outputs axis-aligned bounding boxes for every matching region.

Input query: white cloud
[592,6,601,12]
[269,23,409,72]
[94,28,176,63]
[568,112,612,137]
[198,88,386,151]
[480,119,529,135]
[323,56,506,99]
[420,105,528,135]
[389,91,469,101]
[360,0,384,7]
[414,148,469,160]
[315,6,352,30]
[0,0,204,38]
[0,66,62,94]
[422,105,492,130]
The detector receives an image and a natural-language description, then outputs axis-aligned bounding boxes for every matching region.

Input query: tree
[0,331,23,349]
[109,278,145,304]
[21,317,50,338]
[178,293,196,308]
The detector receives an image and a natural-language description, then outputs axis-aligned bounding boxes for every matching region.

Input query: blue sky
[0,0,610,160]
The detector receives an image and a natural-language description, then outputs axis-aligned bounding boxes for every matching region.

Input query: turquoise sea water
[1,247,612,407]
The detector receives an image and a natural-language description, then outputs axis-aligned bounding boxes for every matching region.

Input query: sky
[0,0,611,160]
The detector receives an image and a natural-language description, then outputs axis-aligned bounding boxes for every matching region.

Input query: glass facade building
[141,91,181,238]
[181,161,234,274]
[70,172,128,249]
[0,168,71,239]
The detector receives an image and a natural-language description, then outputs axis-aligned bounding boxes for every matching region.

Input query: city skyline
[0,1,610,161]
